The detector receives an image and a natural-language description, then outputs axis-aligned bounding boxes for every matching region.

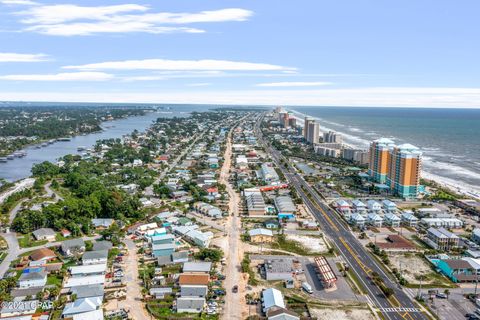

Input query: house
[249,228,274,243]
[178,273,210,286]
[70,263,107,277]
[183,262,212,273]
[352,200,367,213]
[420,218,464,228]
[367,212,383,227]
[349,212,365,228]
[435,258,478,283]
[70,284,104,300]
[267,307,300,320]
[61,239,86,256]
[157,251,190,266]
[29,248,56,266]
[176,297,205,313]
[180,284,208,297]
[275,196,296,220]
[151,234,175,245]
[301,220,318,229]
[91,218,115,229]
[186,229,213,248]
[400,211,418,227]
[62,297,102,318]
[382,200,397,212]
[32,228,56,242]
[92,240,113,251]
[0,300,38,318]
[264,219,280,229]
[260,163,280,182]
[367,200,382,212]
[245,189,266,216]
[193,202,223,218]
[64,275,105,288]
[18,269,47,288]
[82,250,108,265]
[335,200,351,212]
[150,287,173,299]
[384,213,401,227]
[426,227,460,251]
[264,259,294,281]
[262,288,286,313]
[473,228,480,245]
[152,243,177,257]
[60,229,72,238]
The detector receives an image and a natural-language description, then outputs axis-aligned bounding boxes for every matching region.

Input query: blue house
[435,258,477,283]
[152,243,177,257]
[151,234,175,246]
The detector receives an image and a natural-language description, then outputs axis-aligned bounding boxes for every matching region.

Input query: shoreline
[287,109,480,200]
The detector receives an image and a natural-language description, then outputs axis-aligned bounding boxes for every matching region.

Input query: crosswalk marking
[380,307,420,313]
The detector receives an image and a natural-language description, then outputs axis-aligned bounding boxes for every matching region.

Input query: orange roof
[30,248,56,261]
[178,273,210,285]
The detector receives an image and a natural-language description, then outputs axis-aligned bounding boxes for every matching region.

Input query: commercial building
[245,189,266,216]
[264,259,294,281]
[306,121,320,144]
[342,148,369,165]
[262,288,286,313]
[274,196,296,220]
[303,117,314,141]
[368,138,395,184]
[323,131,342,143]
[260,163,280,183]
[387,144,422,198]
[314,256,337,288]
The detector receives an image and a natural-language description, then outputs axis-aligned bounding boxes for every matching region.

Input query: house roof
[267,307,300,320]
[32,228,56,238]
[178,273,209,285]
[83,250,108,261]
[249,228,273,237]
[62,297,102,316]
[30,248,56,261]
[70,263,107,275]
[19,270,47,281]
[71,309,103,320]
[92,241,113,251]
[176,297,205,309]
[62,238,86,251]
[262,288,285,310]
[71,284,104,299]
[183,261,212,273]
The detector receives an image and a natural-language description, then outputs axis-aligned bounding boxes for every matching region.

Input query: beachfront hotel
[368,138,422,198]
[303,116,314,141]
[387,144,422,198]
[368,138,395,184]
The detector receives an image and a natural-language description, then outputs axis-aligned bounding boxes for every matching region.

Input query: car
[436,293,448,299]
[232,285,238,293]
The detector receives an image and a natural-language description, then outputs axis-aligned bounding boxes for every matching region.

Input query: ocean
[290,107,480,197]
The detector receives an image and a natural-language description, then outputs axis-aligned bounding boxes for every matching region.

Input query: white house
[382,200,397,212]
[176,297,205,313]
[352,200,367,213]
[384,213,401,227]
[349,212,366,228]
[367,200,382,212]
[401,211,419,227]
[18,270,47,288]
[82,250,108,266]
[367,212,383,227]
[262,288,285,313]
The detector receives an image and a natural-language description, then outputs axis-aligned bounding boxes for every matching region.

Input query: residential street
[220,128,246,320]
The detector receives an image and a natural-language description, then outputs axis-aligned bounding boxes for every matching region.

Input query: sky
[0,0,480,108]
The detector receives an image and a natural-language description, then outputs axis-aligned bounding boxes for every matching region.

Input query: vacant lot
[286,234,328,253]
[388,253,454,287]
[310,307,375,320]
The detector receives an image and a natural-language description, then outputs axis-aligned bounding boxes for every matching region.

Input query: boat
[57,137,71,142]
[41,142,48,147]
[0,157,7,163]
[77,146,86,151]
[6,155,14,160]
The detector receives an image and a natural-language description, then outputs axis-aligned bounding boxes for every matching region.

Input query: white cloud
[13,4,252,36]
[1,0,37,5]
[1,87,480,108]
[0,72,114,81]
[64,58,295,72]
[186,83,211,87]
[0,52,49,62]
[256,81,333,87]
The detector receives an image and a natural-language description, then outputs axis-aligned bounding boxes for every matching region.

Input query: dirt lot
[310,307,375,320]
[388,253,452,286]
[285,234,328,252]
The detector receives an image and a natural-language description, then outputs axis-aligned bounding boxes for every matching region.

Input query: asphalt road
[255,116,428,320]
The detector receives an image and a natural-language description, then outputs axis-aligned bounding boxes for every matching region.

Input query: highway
[254,116,429,320]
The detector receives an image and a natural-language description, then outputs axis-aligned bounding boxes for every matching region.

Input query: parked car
[232,285,238,293]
